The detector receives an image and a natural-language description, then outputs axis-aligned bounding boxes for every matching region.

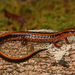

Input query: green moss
[0,0,75,31]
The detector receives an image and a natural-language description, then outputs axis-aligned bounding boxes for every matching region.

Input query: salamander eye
[71,29,75,33]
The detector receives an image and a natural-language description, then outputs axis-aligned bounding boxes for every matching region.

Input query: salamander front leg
[21,37,27,46]
[21,40,27,46]
[65,38,70,44]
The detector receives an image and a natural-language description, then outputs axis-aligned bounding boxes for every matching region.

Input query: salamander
[0,27,75,60]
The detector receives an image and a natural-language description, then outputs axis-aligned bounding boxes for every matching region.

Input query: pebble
[19,72,26,75]
[16,68,25,72]
[40,73,50,75]
[13,71,19,75]
[26,65,34,70]
[7,68,13,73]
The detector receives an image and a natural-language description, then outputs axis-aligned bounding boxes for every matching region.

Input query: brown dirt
[0,31,75,75]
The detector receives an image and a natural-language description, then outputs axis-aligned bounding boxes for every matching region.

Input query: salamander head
[70,27,75,34]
